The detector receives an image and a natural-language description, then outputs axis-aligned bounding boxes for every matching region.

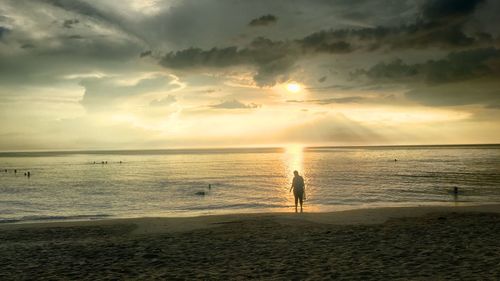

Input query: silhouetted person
[452,186,459,201]
[24,172,27,176]
[27,171,31,178]
[14,169,17,174]
[208,184,211,190]
[289,170,306,213]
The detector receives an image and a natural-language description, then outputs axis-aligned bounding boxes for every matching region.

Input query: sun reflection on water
[284,144,304,177]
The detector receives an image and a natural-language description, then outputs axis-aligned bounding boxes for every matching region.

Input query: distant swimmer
[289,170,306,213]
[27,171,31,177]
[119,161,122,164]
[14,169,17,174]
[24,172,27,176]
[394,159,398,162]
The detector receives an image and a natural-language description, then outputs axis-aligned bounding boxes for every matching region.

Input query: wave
[182,202,283,211]
[0,213,112,224]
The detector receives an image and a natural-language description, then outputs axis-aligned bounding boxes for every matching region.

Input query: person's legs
[299,193,304,212]
[294,195,298,213]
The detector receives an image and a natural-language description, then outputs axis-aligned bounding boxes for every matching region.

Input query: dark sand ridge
[1,204,500,280]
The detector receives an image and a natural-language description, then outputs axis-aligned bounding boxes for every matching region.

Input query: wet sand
[1,204,500,280]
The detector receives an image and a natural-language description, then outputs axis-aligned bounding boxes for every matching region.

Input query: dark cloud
[210,99,260,109]
[318,76,327,83]
[67,34,84,40]
[300,35,352,53]
[299,14,489,52]
[420,0,485,22]
[160,38,298,86]
[299,30,359,52]
[406,78,500,107]
[353,47,500,107]
[354,48,500,85]
[140,50,152,58]
[306,84,361,92]
[62,19,79,28]
[20,43,35,49]
[352,58,419,82]
[0,26,9,38]
[424,48,499,84]
[161,47,242,68]
[248,14,277,27]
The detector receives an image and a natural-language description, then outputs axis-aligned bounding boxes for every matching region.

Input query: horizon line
[1,143,499,155]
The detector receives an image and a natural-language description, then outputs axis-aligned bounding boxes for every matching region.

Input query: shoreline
[2,203,500,233]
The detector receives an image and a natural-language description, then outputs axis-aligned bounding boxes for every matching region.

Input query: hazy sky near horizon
[0,0,499,150]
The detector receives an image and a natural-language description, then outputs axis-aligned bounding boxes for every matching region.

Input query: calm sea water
[1,145,499,223]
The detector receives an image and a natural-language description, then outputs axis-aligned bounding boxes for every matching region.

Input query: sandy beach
[1,204,500,280]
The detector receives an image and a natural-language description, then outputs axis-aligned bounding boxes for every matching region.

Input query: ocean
[1,145,499,223]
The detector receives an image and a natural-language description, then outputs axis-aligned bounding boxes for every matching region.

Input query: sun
[286,83,301,93]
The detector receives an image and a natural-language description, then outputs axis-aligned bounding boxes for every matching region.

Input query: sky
[0,0,499,150]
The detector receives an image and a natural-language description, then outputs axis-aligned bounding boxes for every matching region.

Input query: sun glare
[286,83,301,93]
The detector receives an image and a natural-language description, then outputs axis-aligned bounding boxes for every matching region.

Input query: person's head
[293,170,299,176]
